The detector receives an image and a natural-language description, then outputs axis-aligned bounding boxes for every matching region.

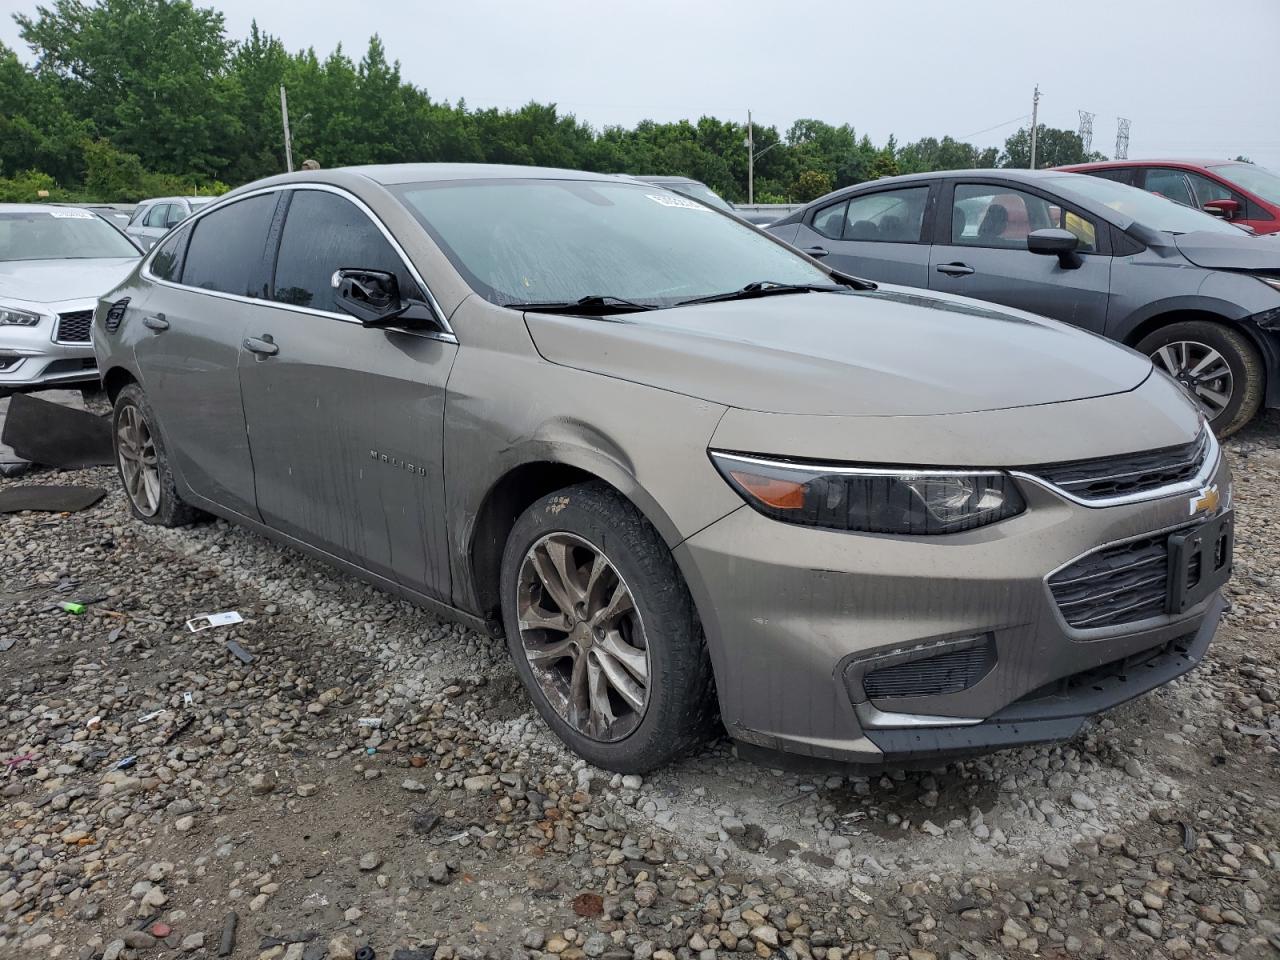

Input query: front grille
[863,642,995,699]
[54,310,94,344]
[1027,430,1210,501]
[1049,532,1176,629]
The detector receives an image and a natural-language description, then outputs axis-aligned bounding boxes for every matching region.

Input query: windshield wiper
[509,295,656,315]
[675,280,847,307]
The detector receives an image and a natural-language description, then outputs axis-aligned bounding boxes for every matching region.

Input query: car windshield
[1207,162,1280,206]
[393,178,828,307]
[1046,175,1242,235]
[670,182,734,212]
[0,209,140,261]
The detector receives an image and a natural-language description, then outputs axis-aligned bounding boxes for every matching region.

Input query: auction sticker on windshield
[646,193,708,210]
[47,208,95,219]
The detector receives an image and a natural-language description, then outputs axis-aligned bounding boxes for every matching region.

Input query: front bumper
[674,453,1231,767]
[0,303,98,393]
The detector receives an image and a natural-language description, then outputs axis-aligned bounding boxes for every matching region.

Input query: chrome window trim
[139,182,457,344]
[714,428,1219,510]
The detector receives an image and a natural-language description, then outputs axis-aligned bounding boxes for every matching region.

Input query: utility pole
[747,109,754,205]
[1028,84,1040,169]
[280,85,295,173]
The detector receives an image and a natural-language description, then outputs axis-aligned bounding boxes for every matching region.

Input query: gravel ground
[1,409,1277,960]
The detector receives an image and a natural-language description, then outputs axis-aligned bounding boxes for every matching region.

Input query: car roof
[137,196,213,204]
[345,163,632,186]
[1058,159,1240,170]
[634,175,700,185]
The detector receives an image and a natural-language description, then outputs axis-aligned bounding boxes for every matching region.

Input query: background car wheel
[1138,321,1264,437]
[499,481,716,773]
[112,383,198,527]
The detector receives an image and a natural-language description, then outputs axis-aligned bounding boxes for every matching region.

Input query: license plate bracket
[1167,510,1233,615]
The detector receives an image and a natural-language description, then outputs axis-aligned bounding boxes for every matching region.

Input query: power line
[957,114,1032,140]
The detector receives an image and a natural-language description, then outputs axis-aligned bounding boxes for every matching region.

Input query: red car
[1058,159,1280,235]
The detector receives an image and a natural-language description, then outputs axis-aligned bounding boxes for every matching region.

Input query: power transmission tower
[1029,85,1040,169]
[1115,117,1130,160]
[1078,110,1095,154]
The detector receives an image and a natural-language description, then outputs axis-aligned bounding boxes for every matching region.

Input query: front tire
[112,383,198,527]
[1138,321,1264,437]
[499,482,716,772]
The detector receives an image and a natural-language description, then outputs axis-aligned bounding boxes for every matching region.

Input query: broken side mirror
[333,268,441,331]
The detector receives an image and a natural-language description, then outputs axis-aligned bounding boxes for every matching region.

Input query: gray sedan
[768,170,1280,435]
[93,165,1229,772]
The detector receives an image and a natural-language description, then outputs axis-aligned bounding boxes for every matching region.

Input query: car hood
[524,286,1153,417]
[0,257,139,305]
[1172,229,1280,270]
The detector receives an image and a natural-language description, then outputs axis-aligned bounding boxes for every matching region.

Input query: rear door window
[143,203,172,228]
[270,189,418,314]
[842,187,930,242]
[180,194,277,297]
[1141,169,1196,208]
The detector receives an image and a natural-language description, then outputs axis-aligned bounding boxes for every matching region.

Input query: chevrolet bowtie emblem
[1189,484,1220,516]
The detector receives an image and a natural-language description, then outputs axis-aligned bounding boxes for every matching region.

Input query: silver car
[126,196,215,250]
[94,165,1232,772]
[0,205,141,394]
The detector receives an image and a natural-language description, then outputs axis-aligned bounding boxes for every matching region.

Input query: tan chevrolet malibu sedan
[93,164,1232,772]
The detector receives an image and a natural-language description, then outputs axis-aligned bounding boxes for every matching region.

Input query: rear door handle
[243,335,279,358]
[936,262,975,276]
[142,314,169,331]
[804,245,830,258]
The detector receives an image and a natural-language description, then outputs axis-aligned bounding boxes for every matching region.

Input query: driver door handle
[142,313,169,332]
[936,262,975,276]
[804,245,830,258]
[243,335,279,358]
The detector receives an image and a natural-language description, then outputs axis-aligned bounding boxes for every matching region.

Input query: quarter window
[150,227,188,281]
[951,184,1096,252]
[843,188,930,243]
[271,190,418,314]
[180,194,277,297]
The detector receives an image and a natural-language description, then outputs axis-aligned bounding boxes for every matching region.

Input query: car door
[237,186,458,600]
[928,179,1112,332]
[130,193,278,518]
[788,184,935,287]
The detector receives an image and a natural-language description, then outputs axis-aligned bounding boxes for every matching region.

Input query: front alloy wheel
[1149,340,1233,420]
[516,532,651,741]
[499,482,716,772]
[1137,320,1264,437]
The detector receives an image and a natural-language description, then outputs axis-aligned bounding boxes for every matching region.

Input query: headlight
[710,452,1026,535]
[0,306,42,327]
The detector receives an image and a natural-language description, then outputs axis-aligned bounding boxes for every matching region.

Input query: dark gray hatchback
[768,169,1280,436]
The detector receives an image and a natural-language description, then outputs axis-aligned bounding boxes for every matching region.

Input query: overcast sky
[3,0,1279,168]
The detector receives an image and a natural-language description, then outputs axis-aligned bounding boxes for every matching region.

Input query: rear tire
[112,383,198,527]
[1137,321,1264,437]
[499,481,716,773]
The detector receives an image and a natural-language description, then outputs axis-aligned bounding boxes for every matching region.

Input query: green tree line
[0,0,1106,204]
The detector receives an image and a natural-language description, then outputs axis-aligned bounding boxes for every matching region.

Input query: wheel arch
[464,456,685,627]
[101,365,139,404]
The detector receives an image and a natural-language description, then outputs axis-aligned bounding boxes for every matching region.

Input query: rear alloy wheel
[500,482,717,772]
[112,383,198,527]
[1138,321,1264,437]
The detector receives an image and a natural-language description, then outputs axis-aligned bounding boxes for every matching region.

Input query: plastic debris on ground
[186,611,244,632]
